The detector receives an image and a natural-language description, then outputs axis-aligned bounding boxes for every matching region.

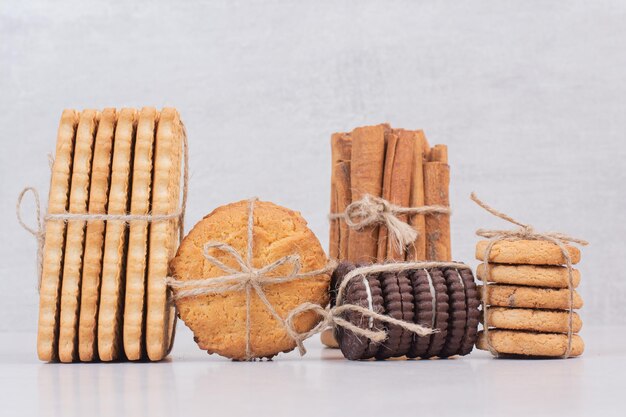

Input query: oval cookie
[476,240,580,265]
[480,285,583,310]
[476,264,580,288]
[484,307,582,333]
[477,330,584,357]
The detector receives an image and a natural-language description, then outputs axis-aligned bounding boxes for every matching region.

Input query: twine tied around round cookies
[16,129,189,291]
[165,197,337,360]
[471,192,588,359]
[284,261,473,352]
[329,194,451,253]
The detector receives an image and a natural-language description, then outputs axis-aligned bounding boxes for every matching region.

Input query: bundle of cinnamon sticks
[329,124,451,263]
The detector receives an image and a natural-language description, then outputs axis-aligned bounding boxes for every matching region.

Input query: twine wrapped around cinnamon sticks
[471,193,588,359]
[329,194,451,256]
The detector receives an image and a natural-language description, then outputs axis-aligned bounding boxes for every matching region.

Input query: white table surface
[1,325,624,417]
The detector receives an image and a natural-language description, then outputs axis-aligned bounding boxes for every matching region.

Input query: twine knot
[330,194,450,254]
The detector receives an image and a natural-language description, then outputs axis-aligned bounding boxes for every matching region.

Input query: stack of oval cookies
[475,240,584,357]
[37,108,185,362]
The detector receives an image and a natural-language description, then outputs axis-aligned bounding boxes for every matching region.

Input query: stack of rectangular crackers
[329,124,451,263]
[38,108,185,362]
[475,240,584,357]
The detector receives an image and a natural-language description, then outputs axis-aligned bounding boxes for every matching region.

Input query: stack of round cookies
[37,108,185,362]
[475,240,584,357]
[330,261,480,360]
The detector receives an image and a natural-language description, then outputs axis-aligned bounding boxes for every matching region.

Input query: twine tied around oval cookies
[16,130,189,291]
[284,261,473,352]
[471,192,588,359]
[329,194,451,253]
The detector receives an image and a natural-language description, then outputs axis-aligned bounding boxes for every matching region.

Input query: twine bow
[471,192,588,359]
[166,198,336,360]
[329,194,450,253]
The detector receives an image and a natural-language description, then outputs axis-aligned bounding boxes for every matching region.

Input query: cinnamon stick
[429,144,448,163]
[336,161,351,259]
[407,130,427,260]
[377,130,415,261]
[424,160,451,261]
[329,133,352,259]
[348,124,386,263]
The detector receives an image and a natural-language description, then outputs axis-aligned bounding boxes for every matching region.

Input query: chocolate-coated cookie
[459,268,480,356]
[423,269,449,358]
[333,263,385,360]
[375,270,414,359]
[407,269,436,358]
[439,268,467,358]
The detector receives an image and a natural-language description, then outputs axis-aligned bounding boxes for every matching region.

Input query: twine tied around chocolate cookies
[329,194,451,253]
[284,261,472,352]
[16,130,189,291]
[471,192,588,359]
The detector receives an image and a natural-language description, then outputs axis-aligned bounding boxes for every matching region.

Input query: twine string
[329,194,450,253]
[17,187,45,289]
[471,192,588,359]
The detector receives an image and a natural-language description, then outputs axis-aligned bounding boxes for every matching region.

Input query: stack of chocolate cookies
[475,240,584,357]
[330,261,480,360]
[37,108,185,362]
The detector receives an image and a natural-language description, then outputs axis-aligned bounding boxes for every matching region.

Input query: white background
[1,0,625,333]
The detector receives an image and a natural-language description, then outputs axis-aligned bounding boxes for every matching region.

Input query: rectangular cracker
[97,108,139,360]
[117,107,158,361]
[37,110,80,361]
[77,108,117,361]
[58,110,100,363]
[146,108,183,361]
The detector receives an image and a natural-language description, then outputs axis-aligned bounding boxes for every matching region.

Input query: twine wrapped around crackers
[285,260,473,353]
[329,194,450,253]
[471,192,588,359]
[16,131,189,290]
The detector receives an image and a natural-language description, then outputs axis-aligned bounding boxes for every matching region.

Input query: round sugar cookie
[170,199,330,360]
[484,307,582,333]
[480,285,583,310]
[476,330,584,357]
[476,264,580,288]
[476,240,580,265]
